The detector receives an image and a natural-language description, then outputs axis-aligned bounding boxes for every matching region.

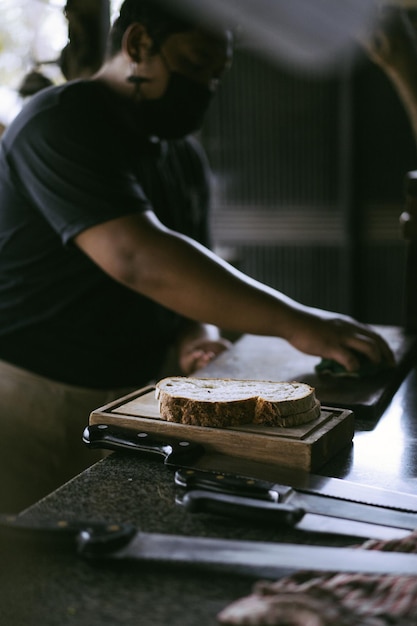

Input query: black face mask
[139,72,213,140]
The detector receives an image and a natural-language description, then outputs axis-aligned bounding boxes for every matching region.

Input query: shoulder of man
[2,81,95,147]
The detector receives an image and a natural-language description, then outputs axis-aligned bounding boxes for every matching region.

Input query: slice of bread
[155,377,320,428]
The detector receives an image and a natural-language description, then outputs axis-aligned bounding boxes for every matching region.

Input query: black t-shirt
[0,80,211,388]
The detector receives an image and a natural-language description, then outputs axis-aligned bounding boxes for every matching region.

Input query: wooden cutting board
[89,386,354,471]
[199,325,417,420]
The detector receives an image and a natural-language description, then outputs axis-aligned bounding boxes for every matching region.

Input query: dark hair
[107,0,197,57]
[18,71,54,97]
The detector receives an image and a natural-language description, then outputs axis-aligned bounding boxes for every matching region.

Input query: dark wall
[201,45,417,325]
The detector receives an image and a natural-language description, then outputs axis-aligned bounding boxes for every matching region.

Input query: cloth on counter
[218,531,417,625]
[315,353,390,378]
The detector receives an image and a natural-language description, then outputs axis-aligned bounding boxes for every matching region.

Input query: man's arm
[75,210,394,372]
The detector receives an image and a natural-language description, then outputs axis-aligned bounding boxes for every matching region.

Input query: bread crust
[156,377,320,428]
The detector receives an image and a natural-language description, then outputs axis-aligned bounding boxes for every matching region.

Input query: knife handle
[0,513,137,553]
[83,424,205,466]
[177,490,305,526]
[175,468,292,502]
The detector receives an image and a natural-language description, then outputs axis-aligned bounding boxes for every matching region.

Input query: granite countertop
[0,452,356,626]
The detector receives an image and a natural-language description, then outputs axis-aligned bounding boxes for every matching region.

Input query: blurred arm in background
[363,6,417,145]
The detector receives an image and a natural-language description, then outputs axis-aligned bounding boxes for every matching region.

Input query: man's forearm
[137,227,302,340]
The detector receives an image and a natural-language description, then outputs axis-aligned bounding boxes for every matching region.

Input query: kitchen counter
[1,338,417,626]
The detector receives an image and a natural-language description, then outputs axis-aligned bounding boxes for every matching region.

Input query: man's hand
[176,322,232,375]
[287,311,395,373]
[179,337,232,375]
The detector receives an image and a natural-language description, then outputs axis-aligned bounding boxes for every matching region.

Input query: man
[0,0,393,511]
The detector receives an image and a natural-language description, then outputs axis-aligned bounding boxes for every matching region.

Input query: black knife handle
[175,468,293,502]
[83,424,205,466]
[0,513,136,553]
[177,490,305,526]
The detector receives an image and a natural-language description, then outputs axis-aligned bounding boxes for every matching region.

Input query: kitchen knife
[175,468,417,531]
[83,424,417,513]
[3,513,417,578]
[82,424,205,467]
[176,489,411,541]
[77,523,417,578]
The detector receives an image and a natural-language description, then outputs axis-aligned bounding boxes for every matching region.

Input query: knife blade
[176,489,411,541]
[175,468,417,531]
[82,424,205,467]
[277,471,417,513]
[77,523,417,578]
[83,424,417,513]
